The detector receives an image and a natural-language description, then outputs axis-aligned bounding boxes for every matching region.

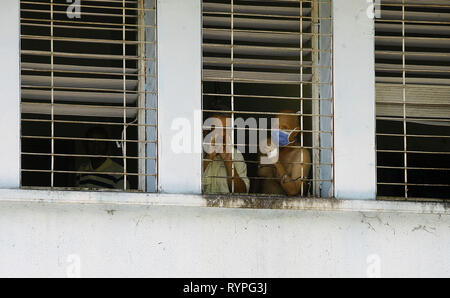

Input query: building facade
[0,0,449,277]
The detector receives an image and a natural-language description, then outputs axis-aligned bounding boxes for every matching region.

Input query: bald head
[277,109,300,131]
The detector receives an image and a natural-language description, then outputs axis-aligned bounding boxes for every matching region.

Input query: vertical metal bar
[330,0,335,198]
[50,0,55,188]
[122,0,128,190]
[300,0,305,196]
[312,0,320,197]
[138,0,147,191]
[401,0,408,199]
[201,0,204,175]
[154,0,159,192]
[231,0,235,193]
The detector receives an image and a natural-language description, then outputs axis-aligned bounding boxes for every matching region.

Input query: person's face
[86,132,108,156]
[277,114,300,142]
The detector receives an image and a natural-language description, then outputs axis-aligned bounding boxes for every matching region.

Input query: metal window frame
[375,0,450,202]
[17,0,158,192]
[200,0,335,197]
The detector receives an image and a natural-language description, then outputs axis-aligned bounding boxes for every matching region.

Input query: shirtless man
[257,110,311,196]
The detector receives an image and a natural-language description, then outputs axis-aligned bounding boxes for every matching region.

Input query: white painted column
[157,0,202,194]
[0,0,21,189]
[333,0,376,200]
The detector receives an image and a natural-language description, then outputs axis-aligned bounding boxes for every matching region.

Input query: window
[20,0,157,192]
[376,0,450,200]
[202,0,333,197]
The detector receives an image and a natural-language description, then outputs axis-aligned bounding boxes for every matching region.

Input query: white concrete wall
[0,193,449,277]
[157,0,203,194]
[333,0,377,200]
[0,0,20,188]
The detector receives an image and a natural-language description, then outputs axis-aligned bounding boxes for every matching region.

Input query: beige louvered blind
[202,0,334,197]
[20,0,157,192]
[376,0,450,200]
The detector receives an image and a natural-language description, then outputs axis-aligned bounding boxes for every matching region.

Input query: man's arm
[274,149,311,196]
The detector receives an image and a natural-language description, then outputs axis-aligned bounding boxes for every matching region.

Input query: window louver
[202,0,333,197]
[376,0,450,200]
[203,1,314,85]
[20,0,157,192]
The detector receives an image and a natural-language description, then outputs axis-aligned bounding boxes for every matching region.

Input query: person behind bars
[202,113,250,194]
[75,127,127,190]
[257,110,311,196]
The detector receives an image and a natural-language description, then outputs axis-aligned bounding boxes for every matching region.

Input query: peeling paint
[359,213,383,233]
[106,209,116,216]
[412,225,437,235]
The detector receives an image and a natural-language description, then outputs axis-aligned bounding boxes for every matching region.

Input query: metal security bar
[20,0,157,192]
[202,0,333,197]
[376,0,450,201]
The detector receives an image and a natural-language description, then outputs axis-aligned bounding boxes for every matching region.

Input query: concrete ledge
[0,189,449,215]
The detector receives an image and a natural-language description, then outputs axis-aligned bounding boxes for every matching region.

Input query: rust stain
[204,194,341,211]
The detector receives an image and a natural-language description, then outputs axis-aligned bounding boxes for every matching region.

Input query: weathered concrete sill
[0,189,448,215]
